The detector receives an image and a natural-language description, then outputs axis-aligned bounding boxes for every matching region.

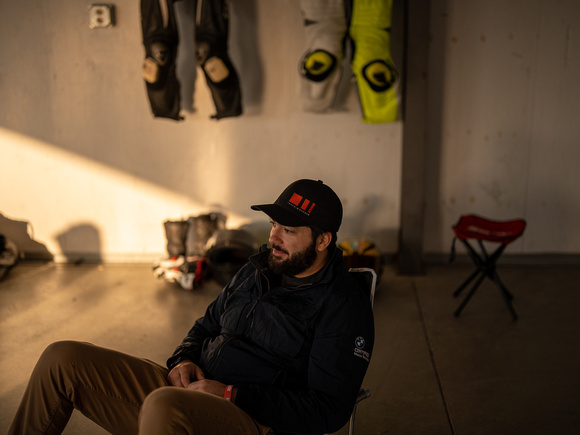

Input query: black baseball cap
[251,179,343,233]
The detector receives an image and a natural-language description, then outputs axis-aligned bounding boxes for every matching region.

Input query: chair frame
[346,267,377,435]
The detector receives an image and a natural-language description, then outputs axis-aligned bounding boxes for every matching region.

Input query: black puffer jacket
[167,247,375,435]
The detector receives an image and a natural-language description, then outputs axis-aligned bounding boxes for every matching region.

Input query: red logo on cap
[289,193,302,207]
[289,193,316,214]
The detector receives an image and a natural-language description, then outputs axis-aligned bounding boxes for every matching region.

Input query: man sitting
[9,179,375,435]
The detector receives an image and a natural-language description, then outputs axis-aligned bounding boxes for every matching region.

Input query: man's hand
[167,361,206,388]
[188,379,238,402]
[167,361,237,402]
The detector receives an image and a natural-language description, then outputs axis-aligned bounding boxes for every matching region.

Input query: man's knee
[38,340,88,367]
[143,387,223,419]
[140,388,269,434]
[140,387,193,431]
[142,387,179,414]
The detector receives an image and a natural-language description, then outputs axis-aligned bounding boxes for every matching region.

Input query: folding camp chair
[346,267,377,435]
[450,214,526,321]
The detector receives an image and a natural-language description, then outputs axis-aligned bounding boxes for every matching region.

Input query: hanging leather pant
[140,0,242,120]
[349,0,399,123]
[298,0,399,123]
[195,0,242,119]
[141,0,182,120]
[298,0,347,112]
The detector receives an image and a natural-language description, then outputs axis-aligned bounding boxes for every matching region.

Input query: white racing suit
[298,0,399,122]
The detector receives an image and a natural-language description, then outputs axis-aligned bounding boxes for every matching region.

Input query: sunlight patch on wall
[0,127,250,262]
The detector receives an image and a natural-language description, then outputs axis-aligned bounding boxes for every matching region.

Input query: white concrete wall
[0,0,402,262]
[425,0,580,255]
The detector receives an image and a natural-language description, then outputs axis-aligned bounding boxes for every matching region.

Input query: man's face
[267,221,318,277]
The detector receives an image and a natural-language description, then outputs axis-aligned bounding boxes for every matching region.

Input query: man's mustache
[271,244,288,255]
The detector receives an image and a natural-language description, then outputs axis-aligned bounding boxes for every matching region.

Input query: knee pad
[142,41,176,86]
[350,0,399,123]
[299,0,347,112]
[195,41,231,84]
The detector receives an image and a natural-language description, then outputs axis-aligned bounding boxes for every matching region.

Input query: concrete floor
[1,261,579,434]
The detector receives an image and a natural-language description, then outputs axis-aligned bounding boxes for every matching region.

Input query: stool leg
[490,272,514,300]
[454,273,486,317]
[453,239,486,298]
[452,239,518,320]
[484,243,518,320]
[453,268,481,297]
[491,271,518,321]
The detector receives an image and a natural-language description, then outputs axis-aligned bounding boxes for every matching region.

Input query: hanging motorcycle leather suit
[141,0,182,120]
[140,0,242,120]
[195,0,242,119]
[349,0,399,123]
[298,0,399,123]
[298,0,347,112]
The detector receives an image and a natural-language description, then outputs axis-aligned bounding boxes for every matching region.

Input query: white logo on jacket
[354,336,370,362]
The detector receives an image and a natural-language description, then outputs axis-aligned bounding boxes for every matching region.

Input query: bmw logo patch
[355,336,365,349]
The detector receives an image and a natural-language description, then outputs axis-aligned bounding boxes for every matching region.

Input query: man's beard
[268,239,318,277]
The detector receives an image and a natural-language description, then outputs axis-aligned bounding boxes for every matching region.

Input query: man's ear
[316,232,332,252]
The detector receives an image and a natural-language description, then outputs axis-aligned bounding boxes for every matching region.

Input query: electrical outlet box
[89,4,115,29]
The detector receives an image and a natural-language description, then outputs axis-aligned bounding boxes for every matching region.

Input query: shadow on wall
[175,0,198,115]
[56,223,102,264]
[0,214,53,261]
[229,0,263,109]
[341,194,398,258]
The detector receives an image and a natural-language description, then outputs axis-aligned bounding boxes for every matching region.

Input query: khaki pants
[8,341,271,435]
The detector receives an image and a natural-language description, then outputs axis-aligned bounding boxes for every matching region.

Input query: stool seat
[450,214,526,321]
[452,214,526,244]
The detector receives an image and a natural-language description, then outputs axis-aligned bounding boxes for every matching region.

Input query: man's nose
[269,226,282,245]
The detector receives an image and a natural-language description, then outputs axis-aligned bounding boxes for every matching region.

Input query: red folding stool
[450,214,526,321]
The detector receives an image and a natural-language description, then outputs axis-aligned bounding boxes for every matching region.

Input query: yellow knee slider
[301,49,338,82]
